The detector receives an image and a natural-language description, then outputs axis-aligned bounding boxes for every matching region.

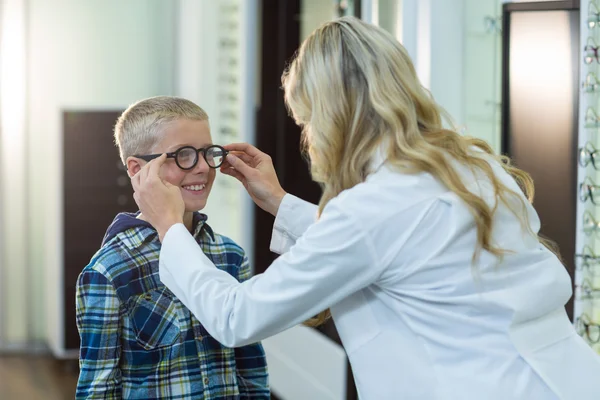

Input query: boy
[75,96,269,399]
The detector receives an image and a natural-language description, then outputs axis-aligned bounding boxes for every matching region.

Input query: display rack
[575,0,600,353]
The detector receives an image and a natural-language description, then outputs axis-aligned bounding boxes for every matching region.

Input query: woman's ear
[126,157,143,178]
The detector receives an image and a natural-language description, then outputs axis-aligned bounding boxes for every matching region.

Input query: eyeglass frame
[134,144,229,170]
[575,313,600,343]
[583,72,600,93]
[579,142,600,170]
[577,278,600,298]
[590,1,600,29]
[585,107,600,128]
[580,177,600,204]
[483,15,502,34]
[582,210,600,235]
[584,37,600,64]
[576,245,600,274]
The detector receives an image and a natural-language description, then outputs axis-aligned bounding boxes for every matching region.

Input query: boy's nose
[192,155,210,173]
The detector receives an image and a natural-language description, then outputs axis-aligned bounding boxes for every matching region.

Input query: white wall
[394,0,502,150]
[300,0,337,40]
[26,0,176,355]
[0,0,28,348]
[430,0,465,126]
[462,0,502,150]
[175,0,256,261]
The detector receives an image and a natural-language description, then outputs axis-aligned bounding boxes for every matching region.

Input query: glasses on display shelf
[585,107,600,128]
[580,177,600,205]
[220,3,239,13]
[582,210,600,235]
[576,313,600,343]
[583,72,600,93]
[220,20,238,31]
[584,37,600,64]
[483,15,502,34]
[219,38,238,49]
[218,56,238,68]
[590,1,600,29]
[577,278,600,298]
[220,109,237,120]
[579,142,600,169]
[218,74,238,85]
[219,125,237,138]
[576,245,600,275]
[218,92,238,102]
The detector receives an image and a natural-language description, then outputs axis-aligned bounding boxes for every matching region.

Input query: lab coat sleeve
[159,200,383,348]
[269,194,319,255]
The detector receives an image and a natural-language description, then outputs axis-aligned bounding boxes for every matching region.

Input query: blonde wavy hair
[282,16,559,327]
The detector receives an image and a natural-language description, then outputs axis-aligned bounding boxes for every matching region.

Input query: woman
[132,16,600,399]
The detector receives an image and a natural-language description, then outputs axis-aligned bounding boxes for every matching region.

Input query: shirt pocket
[129,287,184,350]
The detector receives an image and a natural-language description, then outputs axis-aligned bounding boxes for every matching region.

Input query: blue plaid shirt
[75,212,269,399]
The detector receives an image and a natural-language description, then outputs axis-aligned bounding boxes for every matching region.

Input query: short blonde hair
[114,96,209,164]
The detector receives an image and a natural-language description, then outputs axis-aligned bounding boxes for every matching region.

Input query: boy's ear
[125,157,143,178]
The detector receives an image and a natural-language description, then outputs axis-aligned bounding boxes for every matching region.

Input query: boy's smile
[128,118,216,216]
[154,119,216,213]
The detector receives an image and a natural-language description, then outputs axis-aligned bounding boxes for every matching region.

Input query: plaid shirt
[75,213,269,399]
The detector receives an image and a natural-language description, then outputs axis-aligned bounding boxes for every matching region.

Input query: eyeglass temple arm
[134,153,176,162]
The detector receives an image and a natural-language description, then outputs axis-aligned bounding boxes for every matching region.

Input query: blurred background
[2,0,595,399]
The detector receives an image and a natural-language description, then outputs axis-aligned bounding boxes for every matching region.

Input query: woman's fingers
[223,142,263,158]
[224,153,256,178]
[132,154,168,193]
[229,151,255,165]
[147,154,167,183]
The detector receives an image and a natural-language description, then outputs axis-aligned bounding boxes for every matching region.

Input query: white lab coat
[159,155,600,399]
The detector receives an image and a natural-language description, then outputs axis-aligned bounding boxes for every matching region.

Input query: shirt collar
[118,212,214,251]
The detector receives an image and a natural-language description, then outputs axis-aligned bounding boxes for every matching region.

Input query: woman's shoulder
[332,166,446,214]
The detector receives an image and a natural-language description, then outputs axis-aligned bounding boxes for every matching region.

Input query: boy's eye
[176,148,197,168]
[179,151,194,160]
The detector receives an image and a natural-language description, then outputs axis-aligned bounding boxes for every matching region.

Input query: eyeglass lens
[175,146,227,169]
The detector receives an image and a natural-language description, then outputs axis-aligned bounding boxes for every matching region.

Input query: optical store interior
[0,0,597,399]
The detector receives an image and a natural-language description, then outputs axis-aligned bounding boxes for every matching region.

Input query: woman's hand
[221,143,287,216]
[130,154,185,241]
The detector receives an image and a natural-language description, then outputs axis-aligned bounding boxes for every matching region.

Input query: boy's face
[128,119,216,212]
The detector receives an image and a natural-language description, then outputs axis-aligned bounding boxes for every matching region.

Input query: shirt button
[203,377,209,385]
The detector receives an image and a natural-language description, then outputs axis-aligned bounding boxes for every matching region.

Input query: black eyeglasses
[579,142,600,169]
[582,210,600,236]
[134,145,229,170]
[576,278,600,299]
[580,177,600,205]
[576,245,600,275]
